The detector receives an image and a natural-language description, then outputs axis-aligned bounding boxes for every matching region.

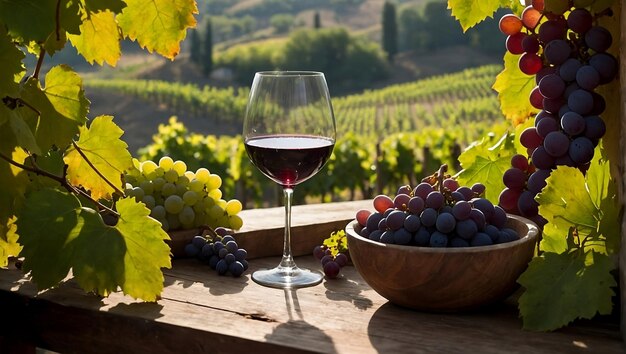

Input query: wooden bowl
[345,214,539,312]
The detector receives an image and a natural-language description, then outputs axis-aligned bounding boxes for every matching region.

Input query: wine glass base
[252,266,323,289]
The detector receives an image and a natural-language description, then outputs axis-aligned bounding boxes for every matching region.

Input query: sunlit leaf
[117,0,198,59]
[68,10,121,66]
[518,250,616,331]
[447,0,506,31]
[0,0,57,42]
[492,52,538,125]
[64,115,132,200]
[0,217,21,267]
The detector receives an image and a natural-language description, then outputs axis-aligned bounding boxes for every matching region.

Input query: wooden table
[1,201,624,353]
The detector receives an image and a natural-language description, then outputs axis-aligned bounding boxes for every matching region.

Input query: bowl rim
[345,214,539,253]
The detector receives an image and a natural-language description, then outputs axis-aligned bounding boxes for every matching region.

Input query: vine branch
[0,152,119,216]
[33,47,46,80]
[71,141,125,197]
[55,0,62,41]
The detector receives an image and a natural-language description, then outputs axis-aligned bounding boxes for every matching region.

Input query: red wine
[245,135,334,187]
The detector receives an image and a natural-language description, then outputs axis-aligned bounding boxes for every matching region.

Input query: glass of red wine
[243,71,336,288]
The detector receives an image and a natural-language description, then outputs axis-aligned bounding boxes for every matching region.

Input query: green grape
[203,196,215,209]
[164,195,184,214]
[131,186,145,200]
[209,205,224,219]
[175,183,187,196]
[225,199,242,216]
[164,169,178,183]
[142,195,156,209]
[154,195,164,205]
[141,160,158,175]
[195,168,210,183]
[178,206,195,227]
[132,158,142,172]
[207,174,222,190]
[152,167,165,177]
[152,177,166,191]
[167,213,181,230]
[189,179,204,193]
[217,214,229,227]
[159,156,174,170]
[193,210,206,227]
[208,189,222,201]
[229,215,243,230]
[184,171,195,181]
[159,218,170,232]
[124,183,133,196]
[151,205,166,219]
[177,176,190,186]
[216,199,227,210]
[183,190,199,206]
[139,180,154,195]
[162,182,176,197]
[173,160,187,176]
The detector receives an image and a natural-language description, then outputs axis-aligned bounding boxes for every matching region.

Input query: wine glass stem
[279,187,296,269]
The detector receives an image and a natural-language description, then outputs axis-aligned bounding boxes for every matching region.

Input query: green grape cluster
[124,156,244,232]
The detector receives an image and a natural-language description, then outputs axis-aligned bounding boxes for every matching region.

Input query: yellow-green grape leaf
[117,0,198,59]
[447,0,506,31]
[26,150,65,190]
[0,217,22,267]
[0,0,57,42]
[457,132,517,203]
[84,0,128,13]
[0,27,25,99]
[68,10,121,66]
[7,109,42,155]
[492,52,538,125]
[536,148,620,255]
[19,65,89,151]
[0,131,29,231]
[17,189,171,301]
[112,197,171,301]
[517,250,616,331]
[64,115,132,200]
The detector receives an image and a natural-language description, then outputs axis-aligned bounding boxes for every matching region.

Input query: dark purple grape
[536,66,557,84]
[485,225,500,242]
[544,39,571,65]
[450,238,470,247]
[366,212,383,231]
[497,229,520,244]
[436,213,456,234]
[589,53,618,84]
[499,188,521,213]
[531,146,555,170]
[404,214,421,232]
[563,83,580,99]
[560,111,585,136]
[539,74,566,99]
[555,154,576,167]
[517,190,539,217]
[472,198,495,220]
[420,208,438,227]
[568,89,593,115]
[538,20,566,42]
[208,255,219,269]
[559,58,582,82]
[576,65,600,91]
[414,227,430,246]
[192,235,207,249]
[380,230,394,243]
[393,193,410,211]
[511,154,529,171]
[451,191,465,202]
[506,32,527,54]
[393,228,413,245]
[529,86,544,109]
[452,200,471,220]
[397,185,412,195]
[378,218,388,231]
[383,208,394,217]
[369,230,382,241]
[534,110,554,127]
[469,208,486,230]
[569,137,595,164]
[522,34,540,53]
[536,116,559,138]
[413,183,433,200]
[567,8,592,34]
[471,183,486,196]
[558,105,571,118]
[224,253,236,264]
[585,26,612,52]
[429,231,448,247]
[519,52,543,75]
[425,191,445,209]
[590,92,606,115]
[503,168,527,190]
[184,243,200,257]
[456,186,474,201]
[323,261,341,278]
[215,259,228,275]
[491,206,508,229]
[584,116,606,140]
[442,178,459,191]
[360,227,370,238]
[520,127,543,150]
[527,169,551,194]
[471,233,493,247]
[543,97,565,114]
[313,245,325,260]
[386,210,406,231]
[543,131,570,157]
[335,253,348,267]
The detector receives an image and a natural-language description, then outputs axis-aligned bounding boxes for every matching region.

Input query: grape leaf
[0,27,25,99]
[17,189,171,300]
[7,108,41,155]
[84,0,128,13]
[64,115,132,200]
[27,150,65,190]
[536,147,620,255]
[0,217,21,267]
[517,250,616,331]
[0,0,57,42]
[457,132,517,203]
[447,0,506,31]
[0,129,29,234]
[492,52,538,125]
[68,10,121,66]
[117,0,198,59]
[18,65,89,151]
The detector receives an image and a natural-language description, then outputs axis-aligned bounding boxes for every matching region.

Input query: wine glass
[243,71,336,288]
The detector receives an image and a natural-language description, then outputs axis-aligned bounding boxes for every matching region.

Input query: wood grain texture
[346,215,538,311]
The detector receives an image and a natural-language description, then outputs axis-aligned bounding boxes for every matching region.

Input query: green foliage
[0,0,196,301]
[447,0,506,32]
[202,18,214,75]
[270,13,295,34]
[382,1,398,61]
[190,29,202,64]
[323,230,348,257]
[492,52,538,125]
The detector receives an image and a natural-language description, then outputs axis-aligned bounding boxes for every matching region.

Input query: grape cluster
[184,227,249,277]
[357,167,519,248]
[313,245,349,279]
[498,1,616,226]
[124,156,243,232]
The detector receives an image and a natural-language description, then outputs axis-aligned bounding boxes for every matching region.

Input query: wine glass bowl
[243,71,336,288]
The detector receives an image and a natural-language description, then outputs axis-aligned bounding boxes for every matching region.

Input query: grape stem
[71,141,125,197]
[55,0,62,41]
[33,47,45,80]
[436,164,448,192]
[0,151,120,217]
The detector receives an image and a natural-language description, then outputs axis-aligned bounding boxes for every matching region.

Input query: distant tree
[202,18,213,76]
[270,14,294,34]
[190,29,201,64]
[382,1,398,62]
[314,11,321,29]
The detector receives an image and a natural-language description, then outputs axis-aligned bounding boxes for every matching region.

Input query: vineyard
[96,65,513,207]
